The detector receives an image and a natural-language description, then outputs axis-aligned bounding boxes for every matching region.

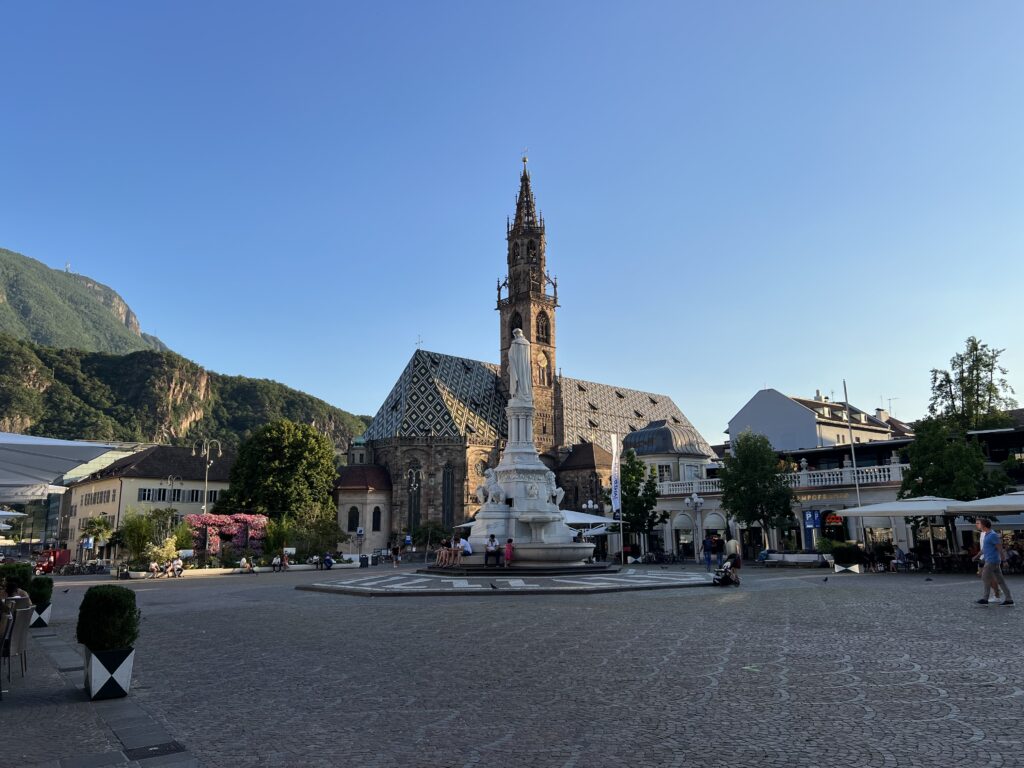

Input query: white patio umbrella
[838,497,957,557]
[0,510,29,518]
[947,491,1024,516]
[0,432,113,486]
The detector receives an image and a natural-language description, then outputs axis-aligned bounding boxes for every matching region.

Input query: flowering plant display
[185,513,269,559]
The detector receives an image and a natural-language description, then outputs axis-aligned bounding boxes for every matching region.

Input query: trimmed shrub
[28,575,54,605]
[76,585,141,651]
[831,543,865,566]
[1,562,33,588]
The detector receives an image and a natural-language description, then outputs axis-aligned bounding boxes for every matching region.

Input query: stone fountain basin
[510,542,595,566]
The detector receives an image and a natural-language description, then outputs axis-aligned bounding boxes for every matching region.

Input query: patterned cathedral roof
[559,376,714,458]
[362,350,712,458]
[362,350,506,444]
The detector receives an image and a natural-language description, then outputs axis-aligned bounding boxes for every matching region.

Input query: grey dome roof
[622,420,714,458]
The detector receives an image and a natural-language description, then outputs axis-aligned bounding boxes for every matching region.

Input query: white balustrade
[656,464,910,497]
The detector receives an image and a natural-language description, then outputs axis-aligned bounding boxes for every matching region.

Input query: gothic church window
[512,242,520,262]
[536,311,550,344]
[527,240,536,262]
[441,463,455,528]
[372,506,382,532]
[510,312,522,339]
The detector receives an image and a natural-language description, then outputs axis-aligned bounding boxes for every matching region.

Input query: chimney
[814,389,823,402]
[875,408,889,423]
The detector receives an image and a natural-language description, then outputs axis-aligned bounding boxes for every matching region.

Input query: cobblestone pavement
[21,566,1024,768]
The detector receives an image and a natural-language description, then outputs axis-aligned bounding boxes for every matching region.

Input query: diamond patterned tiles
[559,376,714,458]
[362,352,713,458]
[363,350,505,443]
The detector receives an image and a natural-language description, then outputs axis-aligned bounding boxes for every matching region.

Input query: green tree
[619,449,666,552]
[899,418,1011,502]
[929,336,1017,430]
[173,521,193,551]
[119,512,156,564]
[217,419,337,519]
[81,516,113,548]
[719,431,794,548]
[147,507,178,542]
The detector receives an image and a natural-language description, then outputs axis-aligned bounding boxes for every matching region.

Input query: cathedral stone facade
[336,162,714,552]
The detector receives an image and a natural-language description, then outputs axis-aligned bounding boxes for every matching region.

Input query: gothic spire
[512,155,540,232]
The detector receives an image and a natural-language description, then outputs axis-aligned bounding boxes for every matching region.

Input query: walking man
[976,518,1013,606]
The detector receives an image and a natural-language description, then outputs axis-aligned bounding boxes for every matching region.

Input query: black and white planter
[84,647,135,700]
[30,602,52,628]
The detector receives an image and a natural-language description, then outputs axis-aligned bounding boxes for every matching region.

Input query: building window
[207,490,219,503]
[171,489,182,502]
[536,312,550,344]
[347,506,360,532]
[156,488,167,502]
[188,489,203,503]
[657,464,673,482]
[536,351,551,387]
[372,506,382,532]
[510,312,522,339]
[138,488,153,502]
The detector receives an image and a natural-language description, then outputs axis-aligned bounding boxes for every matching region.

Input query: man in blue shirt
[976,518,1013,606]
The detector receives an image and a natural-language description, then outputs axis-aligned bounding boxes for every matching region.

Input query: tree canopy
[929,336,1017,430]
[619,449,665,536]
[719,431,793,544]
[217,419,337,520]
[899,418,1010,502]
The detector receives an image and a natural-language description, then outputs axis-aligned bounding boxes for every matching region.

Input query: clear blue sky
[3,2,1022,442]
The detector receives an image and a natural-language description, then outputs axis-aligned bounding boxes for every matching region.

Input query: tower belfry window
[510,312,522,339]
[536,312,550,344]
[527,240,537,262]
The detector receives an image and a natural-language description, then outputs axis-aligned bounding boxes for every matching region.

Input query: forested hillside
[0,334,369,451]
[0,247,166,353]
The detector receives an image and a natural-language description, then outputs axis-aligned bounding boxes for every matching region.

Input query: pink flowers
[185,513,269,557]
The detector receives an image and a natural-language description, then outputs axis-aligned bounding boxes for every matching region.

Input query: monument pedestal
[467,387,594,566]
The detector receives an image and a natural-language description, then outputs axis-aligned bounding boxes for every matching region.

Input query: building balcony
[657,463,910,497]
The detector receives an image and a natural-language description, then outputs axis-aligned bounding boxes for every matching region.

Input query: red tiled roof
[335,465,392,491]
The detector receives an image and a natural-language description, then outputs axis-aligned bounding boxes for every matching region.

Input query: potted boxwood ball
[76,585,141,700]
[28,575,54,627]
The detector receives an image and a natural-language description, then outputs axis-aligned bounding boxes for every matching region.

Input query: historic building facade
[336,162,714,540]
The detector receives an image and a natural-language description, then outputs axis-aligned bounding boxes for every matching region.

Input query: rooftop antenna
[887,397,900,416]
[415,334,424,350]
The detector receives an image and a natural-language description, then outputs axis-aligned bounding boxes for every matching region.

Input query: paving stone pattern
[27,568,1024,768]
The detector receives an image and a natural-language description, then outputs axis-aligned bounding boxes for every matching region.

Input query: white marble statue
[508,328,533,402]
[484,469,505,504]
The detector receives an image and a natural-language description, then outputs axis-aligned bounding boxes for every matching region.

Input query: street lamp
[191,439,223,513]
[161,474,183,528]
[685,492,704,560]
[582,499,602,560]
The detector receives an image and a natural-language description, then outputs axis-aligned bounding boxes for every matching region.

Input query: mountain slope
[0,334,368,451]
[0,247,166,354]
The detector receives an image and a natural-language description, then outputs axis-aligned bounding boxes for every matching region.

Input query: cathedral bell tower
[498,157,559,454]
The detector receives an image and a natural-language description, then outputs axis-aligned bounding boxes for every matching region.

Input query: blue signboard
[803,510,821,528]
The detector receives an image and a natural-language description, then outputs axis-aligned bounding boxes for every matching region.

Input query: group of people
[701,534,739,572]
[147,557,184,578]
[418,533,515,568]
